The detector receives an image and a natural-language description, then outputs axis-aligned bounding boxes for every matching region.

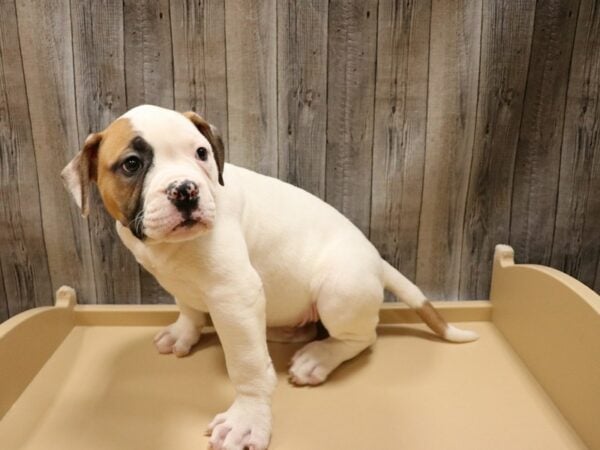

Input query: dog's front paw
[206,396,271,450]
[153,319,201,357]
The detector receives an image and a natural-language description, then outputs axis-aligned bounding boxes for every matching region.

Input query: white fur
[124,106,219,241]
[62,157,84,210]
[444,324,480,343]
[107,105,475,450]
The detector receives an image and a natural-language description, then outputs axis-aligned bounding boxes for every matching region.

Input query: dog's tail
[382,260,479,343]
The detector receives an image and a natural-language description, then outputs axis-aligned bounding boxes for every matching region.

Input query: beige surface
[0,322,585,450]
[1,245,599,449]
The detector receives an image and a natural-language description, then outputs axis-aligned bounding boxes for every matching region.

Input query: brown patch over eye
[95,121,153,238]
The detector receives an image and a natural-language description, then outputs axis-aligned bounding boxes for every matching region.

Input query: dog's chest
[130,243,208,306]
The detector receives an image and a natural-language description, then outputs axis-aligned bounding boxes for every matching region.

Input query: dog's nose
[166,180,199,210]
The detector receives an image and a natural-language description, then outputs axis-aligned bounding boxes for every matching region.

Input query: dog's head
[61,105,225,243]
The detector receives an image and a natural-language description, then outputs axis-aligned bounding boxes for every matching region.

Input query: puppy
[62,105,478,450]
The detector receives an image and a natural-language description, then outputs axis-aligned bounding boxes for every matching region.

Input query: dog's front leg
[205,277,276,450]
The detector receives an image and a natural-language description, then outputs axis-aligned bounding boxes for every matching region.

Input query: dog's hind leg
[288,274,382,386]
[154,301,205,357]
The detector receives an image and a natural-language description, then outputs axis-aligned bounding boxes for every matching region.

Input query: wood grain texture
[370,0,430,284]
[0,260,7,322]
[0,0,53,315]
[509,0,581,265]
[277,0,328,198]
[459,0,536,299]
[326,0,378,235]
[71,0,141,304]
[416,0,482,299]
[596,252,600,293]
[124,0,174,108]
[123,0,174,305]
[2,1,600,321]
[225,0,277,176]
[171,0,229,152]
[140,268,171,305]
[551,0,600,289]
[15,0,98,305]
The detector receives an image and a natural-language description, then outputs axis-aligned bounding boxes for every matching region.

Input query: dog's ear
[182,111,225,186]
[61,132,102,217]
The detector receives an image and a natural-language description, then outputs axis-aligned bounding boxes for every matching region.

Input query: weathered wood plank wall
[0,0,598,320]
[0,0,53,317]
[371,0,430,284]
[417,0,482,299]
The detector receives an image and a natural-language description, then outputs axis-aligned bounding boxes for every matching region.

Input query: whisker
[129,208,145,238]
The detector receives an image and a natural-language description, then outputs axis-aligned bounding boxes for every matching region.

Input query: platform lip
[0,300,493,330]
[379,300,492,324]
[73,304,180,327]
[70,301,492,326]
[70,301,491,313]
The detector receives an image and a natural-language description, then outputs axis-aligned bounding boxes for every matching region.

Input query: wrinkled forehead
[117,105,209,159]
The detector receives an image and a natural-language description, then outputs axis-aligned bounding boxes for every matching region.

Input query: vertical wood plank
[416,0,482,299]
[370,0,430,284]
[139,269,171,305]
[225,0,277,175]
[0,0,53,315]
[509,0,580,266]
[551,0,600,292]
[71,0,141,304]
[596,257,600,294]
[124,0,174,108]
[277,0,328,198]
[459,0,536,299]
[16,0,97,305]
[123,0,175,304]
[171,0,229,151]
[0,260,7,322]
[326,0,378,235]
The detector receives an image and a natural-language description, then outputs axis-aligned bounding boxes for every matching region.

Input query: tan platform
[0,245,599,449]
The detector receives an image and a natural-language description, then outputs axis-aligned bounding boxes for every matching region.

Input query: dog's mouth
[152,216,209,242]
[171,214,214,232]
[142,201,216,241]
[173,217,201,231]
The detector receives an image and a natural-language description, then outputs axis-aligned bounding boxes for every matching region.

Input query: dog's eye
[196,147,208,161]
[121,156,142,175]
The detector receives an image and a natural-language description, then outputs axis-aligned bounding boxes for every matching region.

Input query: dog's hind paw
[288,336,374,386]
[288,340,338,386]
[153,320,201,357]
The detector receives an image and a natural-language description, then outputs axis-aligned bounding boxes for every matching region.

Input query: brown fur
[182,111,226,185]
[416,301,449,338]
[64,112,224,229]
[68,117,140,224]
[94,118,138,224]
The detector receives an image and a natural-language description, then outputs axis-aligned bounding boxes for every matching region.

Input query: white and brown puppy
[62,105,478,450]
